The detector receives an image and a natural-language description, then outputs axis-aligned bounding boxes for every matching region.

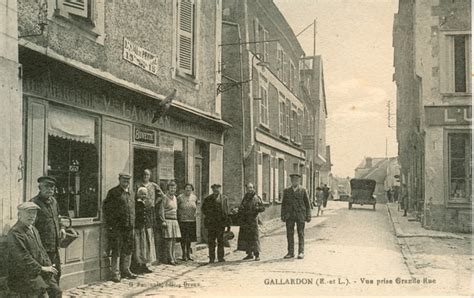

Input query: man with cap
[202,184,230,263]
[281,173,311,260]
[31,175,66,284]
[103,173,137,282]
[7,202,61,297]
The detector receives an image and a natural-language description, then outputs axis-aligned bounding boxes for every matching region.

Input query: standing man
[281,174,311,259]
[322,184,330,208]
[7,202,61,297]
[31,176,65,285]
[103,173,137,282]
[202,184,230,263]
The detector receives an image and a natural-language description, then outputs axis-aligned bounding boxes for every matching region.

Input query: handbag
[59,216,80,248]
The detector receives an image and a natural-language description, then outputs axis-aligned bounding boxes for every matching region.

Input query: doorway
[133,147,159,187]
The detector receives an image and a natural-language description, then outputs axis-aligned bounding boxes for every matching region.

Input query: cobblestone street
[65,201,472,297]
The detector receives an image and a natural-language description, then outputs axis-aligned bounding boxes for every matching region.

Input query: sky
[274,0,399,178]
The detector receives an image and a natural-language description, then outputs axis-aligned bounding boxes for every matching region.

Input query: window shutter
[177,0,195,75]
[63,0,89,18]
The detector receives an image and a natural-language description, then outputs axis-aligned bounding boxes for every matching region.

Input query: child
[315,187,324,216]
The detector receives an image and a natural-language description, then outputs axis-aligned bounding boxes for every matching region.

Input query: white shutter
[177,0,195,75]
[63,0,89,18]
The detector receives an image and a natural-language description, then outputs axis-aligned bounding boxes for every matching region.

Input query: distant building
[354,157,400,203]
[221,0,330,220]
[393,0,472,232]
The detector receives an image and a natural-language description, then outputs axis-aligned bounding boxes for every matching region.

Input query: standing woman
[237,183,265,261]
[159,180,181,265]
[177,183,198,261]
[132,187,155,273]
[137,169,164,263]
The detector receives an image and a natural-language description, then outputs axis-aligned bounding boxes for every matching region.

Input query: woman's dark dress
[237,192,265,253]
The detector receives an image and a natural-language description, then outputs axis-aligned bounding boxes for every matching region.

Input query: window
[259,85,269,126]
[60,0,90,18]
[297,108,303,143]
[177,0,196,76]
[262,29,269,62]
[254,19,260,53]
[159,133,186,190]
[277,44,285,80]
[279,99,286,136]
[443,34,471,93]
[285,99,291,137]
[448,132,472,203]
[290,108,298,142]
[47,107,99,218]
[289,62,295,91]
[262,154,271,203]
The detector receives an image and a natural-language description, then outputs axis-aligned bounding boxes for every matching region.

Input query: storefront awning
[48,108,95,144]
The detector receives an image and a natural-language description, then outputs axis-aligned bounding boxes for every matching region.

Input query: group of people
[6,170,317,296]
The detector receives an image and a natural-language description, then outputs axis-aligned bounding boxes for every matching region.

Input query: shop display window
[47,107,99,218]
[448,132,472,203]
[159,132,186,192]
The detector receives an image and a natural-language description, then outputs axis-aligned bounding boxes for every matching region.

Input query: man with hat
[202,183,230,263]
[31,175,66,284]
[103,173,137,282]
[281,173,311,260]
[7,202,61,297]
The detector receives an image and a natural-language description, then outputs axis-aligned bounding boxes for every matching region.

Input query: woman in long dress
[136,169,164,263]
[237,183,265,261]
[159,180,181,265]
[131,187,156,273]
[177,183,198,261]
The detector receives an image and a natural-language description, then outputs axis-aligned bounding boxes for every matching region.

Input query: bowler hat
[17,202,41,211]
[211,184,222,189]
[119,173,132,179]
[37,176,56,184]
[289,173,301,178]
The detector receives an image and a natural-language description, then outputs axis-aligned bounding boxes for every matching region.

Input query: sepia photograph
[0,0,472,296]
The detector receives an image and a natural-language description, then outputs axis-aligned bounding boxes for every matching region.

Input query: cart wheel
[348,202,352,210]
[373,204,376,211]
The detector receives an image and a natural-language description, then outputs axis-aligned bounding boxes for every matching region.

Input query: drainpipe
[222,20,245,195]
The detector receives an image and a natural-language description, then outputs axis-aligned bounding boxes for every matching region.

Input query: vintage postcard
[0,0,471,297]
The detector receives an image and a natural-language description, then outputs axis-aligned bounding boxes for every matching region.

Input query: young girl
[159,180,181,265]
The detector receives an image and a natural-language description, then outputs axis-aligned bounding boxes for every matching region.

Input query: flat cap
[18,202,41,211]
[37,176,56,184]
[211,184,222,189]
[118,173,132,179]
[289,173,301,178]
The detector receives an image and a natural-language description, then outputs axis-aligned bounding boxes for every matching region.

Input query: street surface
[131,201,464,297]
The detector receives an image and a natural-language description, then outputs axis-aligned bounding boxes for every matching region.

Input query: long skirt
[133,227,156,264]
[162,219,181,239]
[237,217,260,253]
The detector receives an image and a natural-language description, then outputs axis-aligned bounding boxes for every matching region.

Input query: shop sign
[123,37,159,75]
[425,105,472,126]
[134,126,156,145]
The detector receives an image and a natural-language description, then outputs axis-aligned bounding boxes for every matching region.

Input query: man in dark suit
[7,202,61,297]
[202,184,230,263]
[103,173,137,282]
[281,173,311,259]
[31,176,65,284]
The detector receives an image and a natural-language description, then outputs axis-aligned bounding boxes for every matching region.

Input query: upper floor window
[259,85,269,127]
[285,99,291,138]
[289,62,295,91]
[177,0,196,76]
[277,44,285,81]
[442,33,471,94]
[279,99,286,137]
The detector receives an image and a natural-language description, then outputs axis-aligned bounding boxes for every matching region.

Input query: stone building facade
[393,0,471,232]
[1,0,227,289]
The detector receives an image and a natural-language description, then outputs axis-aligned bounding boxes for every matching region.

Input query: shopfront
[21,52,227,288]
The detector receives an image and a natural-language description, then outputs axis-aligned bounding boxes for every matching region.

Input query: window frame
[445,130,472,206]
[441,32,472,95]
[259,83,269,127]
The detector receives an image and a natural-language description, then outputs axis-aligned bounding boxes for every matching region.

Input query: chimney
[365,157,373,168]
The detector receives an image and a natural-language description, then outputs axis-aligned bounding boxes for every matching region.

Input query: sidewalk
[64,218,285,297]
[386,203,472,295]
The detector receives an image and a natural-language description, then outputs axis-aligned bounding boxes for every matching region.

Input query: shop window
[47,107,99,218]
[159,133,186,191]
[448,132,472,203]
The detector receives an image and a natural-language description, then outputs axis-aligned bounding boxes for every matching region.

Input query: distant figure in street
[322,184,330,208]
[202,184,231,263]
[177,183,199,261]
[7,202,61,297]
[401,184,408,216]
[393,186,399,203]
[131,187,155,274]
[159,180,181,265]
[315,187,324,216]
[136,169,165,264]
[31,176,66,285]
[237,183,265,261]
[386,189,393,202]
[281,174,311,259]
[103,173,137,282]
